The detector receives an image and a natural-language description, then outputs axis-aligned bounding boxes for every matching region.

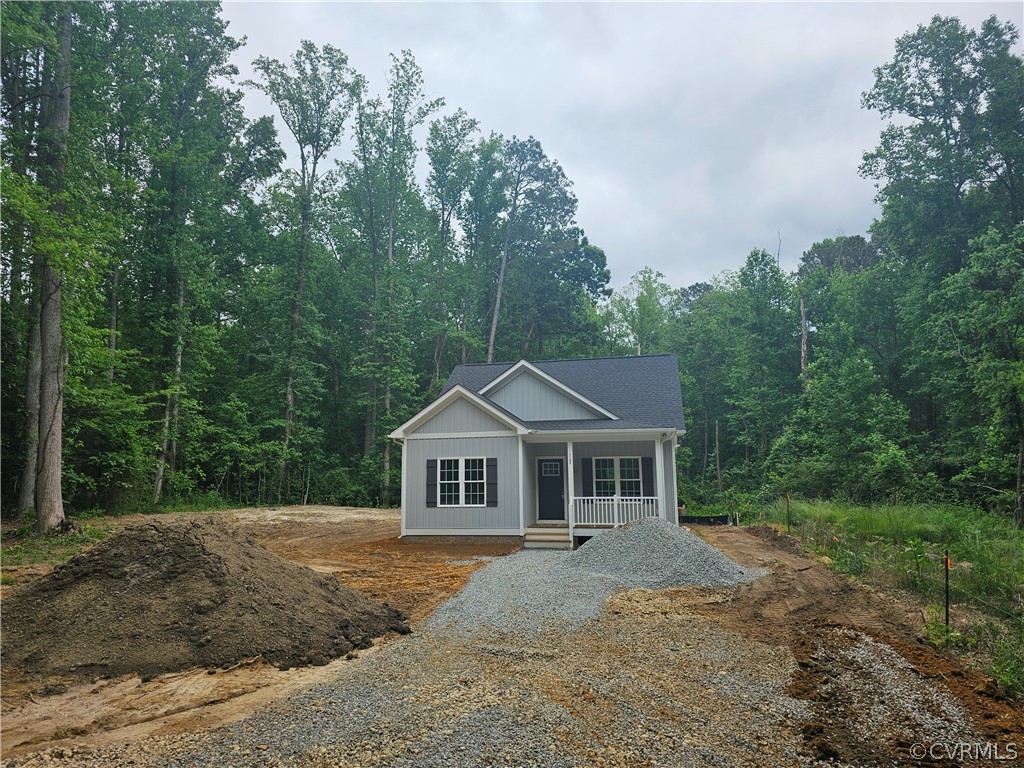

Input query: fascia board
[523,428,679,443]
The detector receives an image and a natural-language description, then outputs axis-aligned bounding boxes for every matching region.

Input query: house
[389,355,686,549]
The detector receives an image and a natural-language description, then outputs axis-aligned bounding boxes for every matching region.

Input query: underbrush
[751,498,1024,697]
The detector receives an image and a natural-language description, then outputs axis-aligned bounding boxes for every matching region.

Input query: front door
[537,458,565,521]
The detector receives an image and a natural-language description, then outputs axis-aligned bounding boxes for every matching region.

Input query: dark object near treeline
[2,518,409,681]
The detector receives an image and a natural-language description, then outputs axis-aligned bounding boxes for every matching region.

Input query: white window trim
[438,457,487,508]
[593,456,644,498]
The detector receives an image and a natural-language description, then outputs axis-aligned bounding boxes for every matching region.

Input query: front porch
[521,433,677,549]
[524,497,661,549]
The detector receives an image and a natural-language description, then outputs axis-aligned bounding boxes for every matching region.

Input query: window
[438,458,486,507]
[541,461,561,477]
[594,457,643,497]
[594,458,616,497]
[619,458,641,497]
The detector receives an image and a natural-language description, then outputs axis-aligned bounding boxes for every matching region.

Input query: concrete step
[522,539,573,550]
[524,533,571,543]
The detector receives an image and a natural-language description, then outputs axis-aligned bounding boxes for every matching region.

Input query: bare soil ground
[2,511,1020,766]
[698,526,1024,766]
[0,507,517,759]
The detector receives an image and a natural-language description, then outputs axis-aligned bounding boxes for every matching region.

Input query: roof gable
[442,355,685,432]
[389,386,527,439]
[481,360,617,421]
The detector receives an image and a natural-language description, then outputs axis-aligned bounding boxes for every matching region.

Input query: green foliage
[753,498,1024,695]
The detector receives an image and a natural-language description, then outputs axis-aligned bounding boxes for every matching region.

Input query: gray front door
[537,458,565,520]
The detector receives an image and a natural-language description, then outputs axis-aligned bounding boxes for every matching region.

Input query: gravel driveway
[6,520,983,768]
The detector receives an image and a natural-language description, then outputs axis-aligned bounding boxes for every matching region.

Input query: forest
[2,4,1022,532]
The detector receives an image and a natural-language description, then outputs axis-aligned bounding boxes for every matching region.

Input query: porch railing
[573,497,660,528]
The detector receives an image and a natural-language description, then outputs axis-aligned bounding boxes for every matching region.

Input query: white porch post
[567,440,575,539]
[655,436,666,520]
[518,438,526,535]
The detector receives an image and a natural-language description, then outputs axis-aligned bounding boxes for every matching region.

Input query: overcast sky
[220,1,1022,290]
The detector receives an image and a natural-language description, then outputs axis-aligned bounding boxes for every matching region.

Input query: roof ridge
[454,353,676,368]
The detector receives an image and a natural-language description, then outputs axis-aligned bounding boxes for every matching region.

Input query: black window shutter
[486,457,498,507]
[581,457,593,496]
[641,456,654,497]
[426,459,437,508]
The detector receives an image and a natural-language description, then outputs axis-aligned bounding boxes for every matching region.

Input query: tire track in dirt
[698,526,1023,767]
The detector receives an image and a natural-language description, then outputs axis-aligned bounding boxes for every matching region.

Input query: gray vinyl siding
[405,436,520,531]
[490,373,599,421]
[414,397,513,435]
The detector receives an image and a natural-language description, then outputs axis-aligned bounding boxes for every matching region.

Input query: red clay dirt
[0,507,517,759]
[697,525,1024,767]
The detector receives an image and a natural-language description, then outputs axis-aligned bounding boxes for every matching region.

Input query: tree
[862,14,1022,278]
[936,227,1024,527]
[727,249,799,470]
[604,267,674,355]
[32,4,72,532]
[424,108,478,388]
[250,41,355,485]
[486,136,576,363]
[339,51,440,504]
[767,326,914,500]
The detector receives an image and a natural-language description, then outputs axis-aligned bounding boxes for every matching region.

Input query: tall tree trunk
[714,419,722,493]
[34,6,72,533]
[153,282,185,504]
[282,162,314,485]
[17,288,41,517]
[800,294,809,383]
[107,263,119,382]
[487,197,519,363]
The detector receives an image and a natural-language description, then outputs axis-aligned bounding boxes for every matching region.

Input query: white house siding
[404,436,521,533]
[489,372,599,421]
[415,397,513,435]
[664,437,679,525]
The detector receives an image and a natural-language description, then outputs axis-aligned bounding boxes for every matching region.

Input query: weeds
[749,498,1024,697]
[1,522,113,566]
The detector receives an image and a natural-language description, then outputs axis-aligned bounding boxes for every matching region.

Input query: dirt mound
[1,517,409,681]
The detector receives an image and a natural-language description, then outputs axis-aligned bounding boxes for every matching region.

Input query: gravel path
[3,520,978,767]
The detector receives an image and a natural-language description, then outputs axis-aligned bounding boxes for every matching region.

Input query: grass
[1,520,115,566]
[747,498,1024,697]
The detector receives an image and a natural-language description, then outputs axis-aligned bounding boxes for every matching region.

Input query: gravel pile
[565,517,765,588]
[428,518,764,637]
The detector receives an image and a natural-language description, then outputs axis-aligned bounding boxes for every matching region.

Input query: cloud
[221,1,1022,289]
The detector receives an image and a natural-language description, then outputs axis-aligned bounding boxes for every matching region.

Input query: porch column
[518,438,526,535]
[567,440,575,537]
[655,436,666,520]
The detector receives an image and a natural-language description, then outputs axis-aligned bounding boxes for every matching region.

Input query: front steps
[523,523,572,550]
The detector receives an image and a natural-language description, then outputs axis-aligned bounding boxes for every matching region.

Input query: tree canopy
[2,7,1021,528]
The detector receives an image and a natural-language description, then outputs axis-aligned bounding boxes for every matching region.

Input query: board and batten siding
[489,372,599,421]
[404,436,521,533]
[414,397,513,435]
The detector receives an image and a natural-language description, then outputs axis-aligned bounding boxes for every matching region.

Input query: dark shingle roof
[441,354,685,432]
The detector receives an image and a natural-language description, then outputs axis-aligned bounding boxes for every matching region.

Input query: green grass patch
[1,521,115,566]
[749,498,1024,697]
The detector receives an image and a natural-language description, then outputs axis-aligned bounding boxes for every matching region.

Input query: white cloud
[221,0,1022,289]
